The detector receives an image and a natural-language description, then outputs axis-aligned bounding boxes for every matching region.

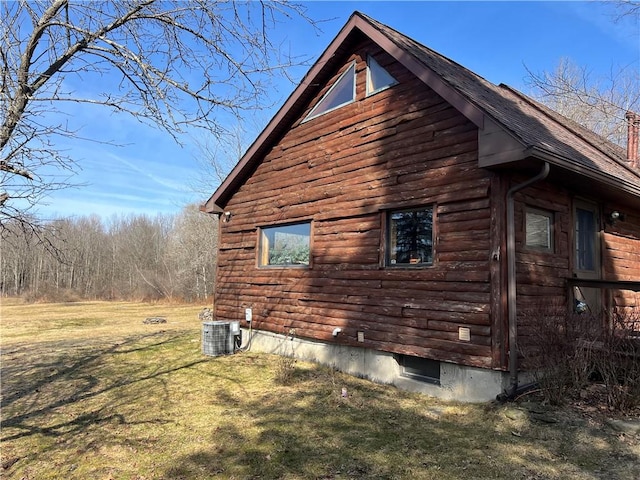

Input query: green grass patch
[1,300,639,479]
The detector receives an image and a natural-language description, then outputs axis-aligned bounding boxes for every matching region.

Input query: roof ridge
[364,12,639,180]
[203,11,640,213]
[498,84,640,179]
[362,13,495,85]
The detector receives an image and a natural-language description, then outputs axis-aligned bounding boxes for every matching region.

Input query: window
[398,355,441,385]
[386,207,434,266]
[259,222,311,267]
[575,206,597,272]
[303,62,356,122]
[366,55,397,95]
[525,207,554,251]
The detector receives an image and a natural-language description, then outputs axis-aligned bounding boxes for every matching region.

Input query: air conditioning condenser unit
[202,320,241,356]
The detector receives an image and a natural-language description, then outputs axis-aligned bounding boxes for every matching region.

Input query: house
[201,12,640,402]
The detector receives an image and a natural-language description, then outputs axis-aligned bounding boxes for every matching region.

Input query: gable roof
[203,11,640,213]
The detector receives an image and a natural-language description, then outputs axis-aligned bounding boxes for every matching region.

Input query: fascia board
[528,146,640,199]
[352,16,485,129]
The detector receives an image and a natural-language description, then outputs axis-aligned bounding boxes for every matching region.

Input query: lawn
[1,299,638,479]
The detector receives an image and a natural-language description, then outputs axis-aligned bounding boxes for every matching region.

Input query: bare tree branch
[1,0,318,235]
[525,58,640,148]
[603,0,640,22]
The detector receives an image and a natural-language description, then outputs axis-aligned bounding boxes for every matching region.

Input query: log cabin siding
[603,209,640,282]
[510,180,572,357]
[214,41,498,369]
[512,185,640,348]
[603,204,640,315]
[206,14,640,398]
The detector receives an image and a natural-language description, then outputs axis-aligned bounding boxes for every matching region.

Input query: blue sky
[35,1,639,221]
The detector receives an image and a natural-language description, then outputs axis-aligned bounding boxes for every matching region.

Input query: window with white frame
[525,207,554,251]
[303,62,356,122]
[259,222,311,267]
[366,55,398,95]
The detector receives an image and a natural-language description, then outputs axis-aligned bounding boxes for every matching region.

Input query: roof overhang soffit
[356,15,640,204]
[478,115,640,203]
[528,146,640,204]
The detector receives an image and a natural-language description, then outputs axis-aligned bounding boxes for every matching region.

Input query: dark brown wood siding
[603,202,640,317]
[510,181,572,354]
[512,184,640,354]
[215,41,497,369]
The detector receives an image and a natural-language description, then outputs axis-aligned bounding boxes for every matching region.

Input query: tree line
[0,205,218,302]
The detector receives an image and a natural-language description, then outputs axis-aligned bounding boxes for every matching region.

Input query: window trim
[384,205,435,268]
[524,206,554,252]
[302,61,356,123]
[366,54,398,96]
[573,200,600,278]
[258,221,312,269]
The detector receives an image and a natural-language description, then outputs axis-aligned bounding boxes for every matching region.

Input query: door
[573,200,601,313]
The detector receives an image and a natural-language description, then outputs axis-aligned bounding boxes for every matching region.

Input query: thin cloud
[104,151,191,193]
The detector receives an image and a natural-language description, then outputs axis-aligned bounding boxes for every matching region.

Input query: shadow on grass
[1,339,638,479]
[0,332,207,443]
[163,360,640,480]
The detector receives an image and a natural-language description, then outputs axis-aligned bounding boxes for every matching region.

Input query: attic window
[303,62,356,122]
[366,55,397,95]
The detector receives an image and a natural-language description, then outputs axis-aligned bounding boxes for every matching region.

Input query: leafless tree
[0,207,217,301]
[525,58,639,148]
[606,0,640,22]
[165,204,218,300]
[191,121,254,198]
[1,0,315,235]
[526,2,639,148]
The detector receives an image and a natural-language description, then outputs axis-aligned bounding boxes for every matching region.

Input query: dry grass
[1,299,639,479]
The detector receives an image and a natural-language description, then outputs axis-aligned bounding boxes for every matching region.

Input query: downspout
[506,161,550,397]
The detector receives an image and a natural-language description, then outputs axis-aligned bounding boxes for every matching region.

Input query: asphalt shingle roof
[204,12,640,213]
[364,13,640,189]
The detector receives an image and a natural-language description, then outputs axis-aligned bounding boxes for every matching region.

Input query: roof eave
[200,11,640,214]
[527,146,640,200]
[355,15,485,129]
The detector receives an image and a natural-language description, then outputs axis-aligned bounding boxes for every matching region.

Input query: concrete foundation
[242,329,510,403]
